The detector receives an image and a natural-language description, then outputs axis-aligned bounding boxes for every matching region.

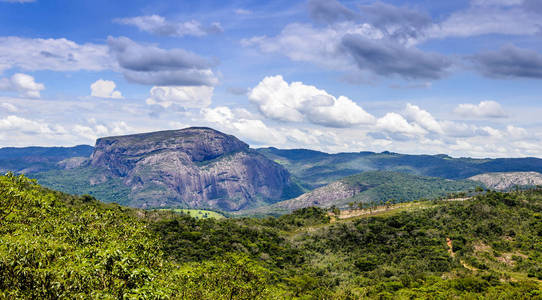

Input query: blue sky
[1,0,542,158]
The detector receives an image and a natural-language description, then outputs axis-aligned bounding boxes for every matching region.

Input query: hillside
[470,172,542,190]
[257,147,542,188]
[0,145,93,174]
[242,171,480,215]
[32,127,303,211]
[2,174,542,298]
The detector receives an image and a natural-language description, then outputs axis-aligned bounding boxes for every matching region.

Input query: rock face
[89,127,292,210]
[469,172,542,190]
[274,181,360,210]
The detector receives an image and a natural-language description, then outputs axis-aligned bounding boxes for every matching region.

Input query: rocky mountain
[469,172,542,190]
[239,171,479,215]
[33,128,302,211]
[257,147,542,188]
[0,145,93,174]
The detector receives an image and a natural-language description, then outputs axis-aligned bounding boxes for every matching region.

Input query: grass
[159,209,225,219]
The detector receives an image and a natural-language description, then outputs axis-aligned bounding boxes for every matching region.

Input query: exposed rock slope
[469,172,542,190]
[58,127,296,210]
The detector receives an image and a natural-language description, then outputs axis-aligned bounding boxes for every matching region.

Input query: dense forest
[1,173,542,298]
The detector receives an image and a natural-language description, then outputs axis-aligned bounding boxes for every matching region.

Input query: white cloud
[0,73,45,98]
[0,37,111,73]
[235,9,252,15]
[376,112,427,136]
[506,125,528,138]
[114,15,223,37]
[0,102,17,112]
[0,115,55,134]
[90,79,123,99]
[146,85,213,108]
[454,100,507,118]
[73,121,133,141]
[243,22,383,71]
[248,75,374,127]
[403,103,443,134]
[202,106,234,124]
[231,119,286,145]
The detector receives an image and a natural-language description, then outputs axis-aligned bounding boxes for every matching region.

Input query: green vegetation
[160,208,225,219]
[2,173,542,298]
[341,171,479,205]
[32,167,131,205]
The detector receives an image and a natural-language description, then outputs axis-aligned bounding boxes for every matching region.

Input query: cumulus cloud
[403,103,443,134]
[146,85,213,108]
[0,115,57,134]
[115,15,223,37]
[73,121,133,141]
[454,101,507,118]
[0,37,111,73]
[471,45,542,79]
[248,75,374,127]
[202,106,234,124]
[342,34,451,80]
[506,125,528,138]
[0,73,45,98]
[107,36,218,86]
[90,79,123,99]
[376,112,426,136]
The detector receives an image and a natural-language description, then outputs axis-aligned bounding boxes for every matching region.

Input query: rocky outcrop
[88,127,292,210]
[469,172,542,190]
[274,181,360,210]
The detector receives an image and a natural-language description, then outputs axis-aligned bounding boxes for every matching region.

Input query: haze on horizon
[1,0,542,158]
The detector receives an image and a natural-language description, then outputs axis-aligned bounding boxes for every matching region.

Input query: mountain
[0,145,93,174]
[33,127,302,211]
[470,171,542,190]
[257,147,542,188]
[239,171,480,215]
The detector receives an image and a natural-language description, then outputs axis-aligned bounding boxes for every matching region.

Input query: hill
[470,172,542,190]
[32,127,302,211]
[240,171,479,215]
[2,173,542,298]
[0,145,93,174]
[257,147,542,188]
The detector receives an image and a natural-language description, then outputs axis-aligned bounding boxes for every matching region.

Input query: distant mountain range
[2,127,542,213]
[256,147,542,188]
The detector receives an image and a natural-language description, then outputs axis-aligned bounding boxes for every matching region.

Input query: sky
[1,0,542,158]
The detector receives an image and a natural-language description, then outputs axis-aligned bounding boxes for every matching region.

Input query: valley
[3,127,542,216]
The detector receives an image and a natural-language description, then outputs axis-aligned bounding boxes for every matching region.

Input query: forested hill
[257,147,542,188]
[2,173,542,298]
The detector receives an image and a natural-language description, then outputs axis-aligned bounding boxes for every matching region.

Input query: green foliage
[0,173,170,298]
[3,173,542,298]
[341,171,479,205]
[32,167,131,205]
[159,208,225,219]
